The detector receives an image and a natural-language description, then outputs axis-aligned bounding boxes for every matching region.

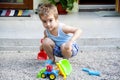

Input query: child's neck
[50,23,59,36]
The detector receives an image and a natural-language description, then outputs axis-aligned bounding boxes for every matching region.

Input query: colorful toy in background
[37,39,48,60]
[37,59,72,80]
[82,68,101,76]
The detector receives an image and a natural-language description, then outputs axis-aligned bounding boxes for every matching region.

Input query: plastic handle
[82,68,100,76]
[41,39,44,43]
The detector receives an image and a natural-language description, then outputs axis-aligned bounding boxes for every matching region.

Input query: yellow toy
[37,59,72,80]
[56,59,72,80]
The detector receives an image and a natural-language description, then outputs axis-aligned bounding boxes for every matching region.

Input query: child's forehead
[41,14,55,20]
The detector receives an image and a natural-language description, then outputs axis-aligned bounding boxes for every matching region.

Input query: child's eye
[43,20,46,23]
[49,19,53,22]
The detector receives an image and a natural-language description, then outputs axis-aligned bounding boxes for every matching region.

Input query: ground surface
[0,50,120,80]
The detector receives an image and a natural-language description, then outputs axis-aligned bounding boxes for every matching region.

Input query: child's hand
[40,38,44,51]
[40,45,43,51]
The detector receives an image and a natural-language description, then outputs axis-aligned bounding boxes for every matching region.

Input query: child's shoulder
[59,22,65,27]
[59,22,69,28]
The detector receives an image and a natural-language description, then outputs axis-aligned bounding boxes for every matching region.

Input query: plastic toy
[56,59,72,79]
[82,68,100,76]
[37,68,46,78]
[37,64,59,80]
[37,49,48,60]
[37,59,72,80]
[37,39,48,60]
[44,59,54,66]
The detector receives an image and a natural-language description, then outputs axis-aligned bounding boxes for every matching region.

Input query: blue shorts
[53,43,79,57]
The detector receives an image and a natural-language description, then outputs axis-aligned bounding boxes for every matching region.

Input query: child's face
[40,14,58,31]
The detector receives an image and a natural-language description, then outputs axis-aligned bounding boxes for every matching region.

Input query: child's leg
[60,43,72,59]
[42,38,55,62]
[61,43,79,59]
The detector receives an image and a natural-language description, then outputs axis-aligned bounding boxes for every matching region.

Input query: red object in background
[57,3,67,15]
[37,50,48,60]
[37,39,48,60]
[5,10,11,16]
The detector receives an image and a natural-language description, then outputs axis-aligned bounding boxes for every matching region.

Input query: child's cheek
[52,22,56,26]
[43,23,47,28]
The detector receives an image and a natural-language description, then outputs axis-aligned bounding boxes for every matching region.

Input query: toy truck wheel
[49,73,56,80]
[41,73,46,78]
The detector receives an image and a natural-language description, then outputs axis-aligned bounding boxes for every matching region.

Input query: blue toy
[37,64,59,80]
[44,59,54,65]
[82,68,100,76]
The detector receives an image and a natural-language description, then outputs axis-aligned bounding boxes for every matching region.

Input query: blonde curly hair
[38,4,58,20]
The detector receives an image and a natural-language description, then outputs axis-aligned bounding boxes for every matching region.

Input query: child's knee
[42,38,50,46]
[42,38,55,47]
[61,43,72,51]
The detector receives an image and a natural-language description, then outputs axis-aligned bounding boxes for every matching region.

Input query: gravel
[0,50,120,80]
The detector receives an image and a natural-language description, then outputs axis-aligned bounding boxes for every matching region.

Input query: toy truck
[37,59,72,80]
[37,64,59,80]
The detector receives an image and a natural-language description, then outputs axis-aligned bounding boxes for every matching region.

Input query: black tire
[49,73,56,80]
[41,73,46,78]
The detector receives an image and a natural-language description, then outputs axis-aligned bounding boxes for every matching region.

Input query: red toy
[37,39,48,60]
[37,49,48,60]
[46,65,53,72]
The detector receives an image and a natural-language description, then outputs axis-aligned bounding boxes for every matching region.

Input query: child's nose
[46,22,50,26]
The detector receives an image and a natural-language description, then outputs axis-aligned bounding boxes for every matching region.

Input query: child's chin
[49,28,53,31]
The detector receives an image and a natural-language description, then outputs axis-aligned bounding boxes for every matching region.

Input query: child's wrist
[69,39,74,43]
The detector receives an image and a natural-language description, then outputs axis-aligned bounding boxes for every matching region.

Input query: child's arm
[62,25,82,49]
[63,25,82,42]
[40,30,47,50]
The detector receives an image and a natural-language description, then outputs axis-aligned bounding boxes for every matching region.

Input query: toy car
[37,65,59,80]
[37,59,72,80]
